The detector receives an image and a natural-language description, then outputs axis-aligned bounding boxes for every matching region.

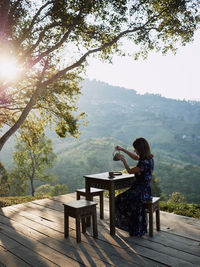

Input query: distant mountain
[1,79,200,202]
[51,79,200,202]
[76,79,200,165]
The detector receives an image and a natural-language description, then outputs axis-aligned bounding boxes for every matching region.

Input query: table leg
[85,179,91,226]
[109,181,115,235]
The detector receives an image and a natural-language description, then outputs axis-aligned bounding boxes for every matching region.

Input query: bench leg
[76,192,81,200]
[149,207,153,237]
[92,209,98,238]
[76,218,81,243]
[156,208,160,231]
[82,217,86,233]
[64,213,69,238]
[100,192,104,220]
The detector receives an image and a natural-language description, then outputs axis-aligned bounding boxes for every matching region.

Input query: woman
[115,137,154,236]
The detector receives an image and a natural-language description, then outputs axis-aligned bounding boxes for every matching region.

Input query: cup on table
[108,172,115,178]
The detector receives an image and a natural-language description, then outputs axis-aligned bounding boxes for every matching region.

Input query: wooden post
[149,205,153,237]
[109,181,115,235]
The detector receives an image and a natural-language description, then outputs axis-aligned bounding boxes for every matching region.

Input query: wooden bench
[145,197,160,237]
[63,199,98,243]
[76,188,104,219]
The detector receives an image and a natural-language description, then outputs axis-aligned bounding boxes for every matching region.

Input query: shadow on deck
[0,193,199,267]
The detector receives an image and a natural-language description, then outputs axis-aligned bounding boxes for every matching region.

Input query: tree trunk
[30,178,35,197]
[0,0,10,41]
[0,85,44,151]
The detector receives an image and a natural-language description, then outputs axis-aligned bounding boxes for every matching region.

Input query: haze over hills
[52,79,200,202]
[1,79,200,202]
[77,79,200,163]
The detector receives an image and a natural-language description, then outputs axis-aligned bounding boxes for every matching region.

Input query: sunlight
[0,56,19,81]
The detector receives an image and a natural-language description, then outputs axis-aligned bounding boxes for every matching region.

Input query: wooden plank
[0,208,163,267]
[7,205,64,232]
[0,221,114,266]
[0,214,115,266]
[1,195,200,267]
[159,211,200,241]
[82,220,199,267]
[9,245,59,267]
[0,231,22,250]
[2,202,64,224]
[0,222,85,267]
[120,233,200,265]
[0,246,30,267]
[10,242,84,267]
[66,229,166,267]
[10,199,200,266]
[0,210,65,240]
[143,230,200,258]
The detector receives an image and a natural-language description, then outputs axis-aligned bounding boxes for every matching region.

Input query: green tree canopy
[35,183,68,197]
[10,117,57,196]
[0,161,9,196]
[50,184,68,196]
[168,191,186,203]
[0,0,199,150]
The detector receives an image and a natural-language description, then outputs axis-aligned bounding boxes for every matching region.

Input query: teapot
[113,150,121,161]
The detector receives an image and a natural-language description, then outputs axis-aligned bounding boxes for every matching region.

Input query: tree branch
[24,22,61,58]
[17,1,54,46]
[28,1,90,68]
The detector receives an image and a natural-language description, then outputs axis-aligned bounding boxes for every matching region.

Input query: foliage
[155,162,200,203]
[168,192,186,204]
[35,183,68,197]
[10,118,57,196]
[160,201,200,220]
[151,174,162,198]
[50,184,68,196]
[0,161,9,196]
[35,184,52,197]
[0,0,200,150]
[1,80,200,203]
[0,195,48,208]
[8,170,28,196]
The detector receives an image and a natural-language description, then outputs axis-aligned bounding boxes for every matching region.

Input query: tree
[35,183,68,197]
[10,118,57,196]
[8,169,28,196]
[50,184,68,196]
[0,0,199,150]
[168,192,186,203]
[151,174,162,198]
[0,161,9,196]
[35,183,52,197]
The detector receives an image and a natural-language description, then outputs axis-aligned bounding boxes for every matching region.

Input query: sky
[85,31,200,101]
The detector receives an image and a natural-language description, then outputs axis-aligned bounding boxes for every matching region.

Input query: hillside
[1,79,200,202]
[77,80,200,165]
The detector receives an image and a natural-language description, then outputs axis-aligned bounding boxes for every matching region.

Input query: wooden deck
[0,193,199,267]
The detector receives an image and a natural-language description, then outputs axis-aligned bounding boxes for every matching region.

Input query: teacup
[108,171,114,178]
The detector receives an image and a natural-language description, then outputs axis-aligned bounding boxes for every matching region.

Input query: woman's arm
[115,145,139,160]
[117,154,141,174]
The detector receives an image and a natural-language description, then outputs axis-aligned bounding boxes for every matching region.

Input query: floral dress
[115,158,154,236]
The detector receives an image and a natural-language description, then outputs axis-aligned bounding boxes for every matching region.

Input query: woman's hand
[115,145,123,151]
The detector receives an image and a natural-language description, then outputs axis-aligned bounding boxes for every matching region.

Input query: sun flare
[0,56,19,81]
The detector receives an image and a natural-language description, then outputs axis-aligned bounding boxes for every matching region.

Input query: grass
[0,195,49,208]
[160,201,200,220]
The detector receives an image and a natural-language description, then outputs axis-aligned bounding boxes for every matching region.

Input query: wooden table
[84,172,135,235]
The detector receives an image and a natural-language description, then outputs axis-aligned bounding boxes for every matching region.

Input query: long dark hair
[132,137,153,160]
